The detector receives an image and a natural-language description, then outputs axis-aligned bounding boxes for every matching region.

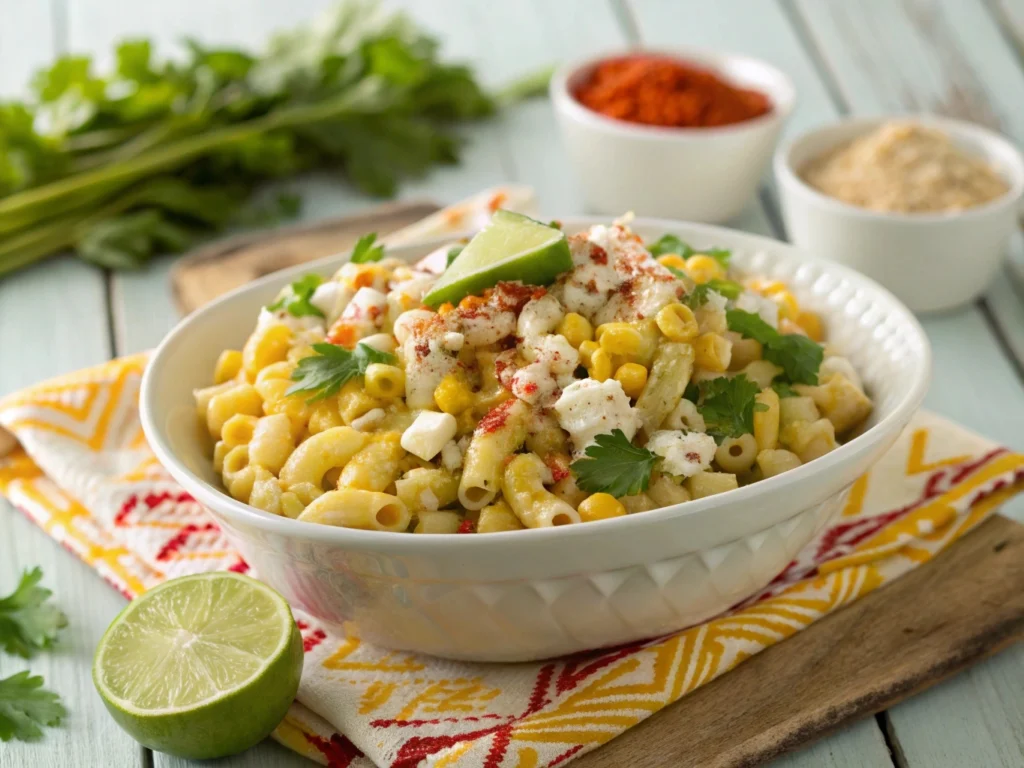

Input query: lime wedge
[423,209,572,307]
[93,572,303,759]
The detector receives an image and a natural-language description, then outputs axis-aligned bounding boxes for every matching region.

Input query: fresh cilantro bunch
[684,278,742,307]
[0,0,549,278]
[0,569,67,742]
[570,430,657,498]
[726,309,824,385]
[349,232,385,264]
[287,342,396,402]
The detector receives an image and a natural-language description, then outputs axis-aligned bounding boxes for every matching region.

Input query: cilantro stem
[493,65,555,107]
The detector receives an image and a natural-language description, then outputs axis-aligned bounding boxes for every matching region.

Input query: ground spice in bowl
[573,54,772,128]
[801,121,1010,213]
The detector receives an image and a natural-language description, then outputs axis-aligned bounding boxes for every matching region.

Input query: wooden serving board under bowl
[170,201,1024,767]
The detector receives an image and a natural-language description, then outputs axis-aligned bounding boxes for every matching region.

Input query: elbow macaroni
[197,220,873,532]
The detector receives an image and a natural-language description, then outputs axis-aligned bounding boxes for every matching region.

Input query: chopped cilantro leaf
[266,273,324,318]
[703,247,731,268]
[287,342,395,403]
[0,568,67,659]
[772,380,799,398]
[685,278,742,307]
[648,234,693,258]
[570,430,657,498]
[0,671,65,742]
[697,374,766,442]
[445,245,464,269]
[349,232,384,264]
[683,382,700,403]
[726,309,823,385]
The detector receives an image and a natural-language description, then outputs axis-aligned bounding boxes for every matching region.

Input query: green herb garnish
[697,374,766,442]
[772,380,799,398]
[0,671,66,742]
[0,568,67,659]
[570,429,657,498]
[685,278,743,307]
[726,309,824,386]
[648,234,693,259]
[266,274,324,318]
[349,232,384,264]
[287,342,395,402]
[0,1,552,278]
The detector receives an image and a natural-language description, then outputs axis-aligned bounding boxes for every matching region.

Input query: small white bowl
[550,50,796,223]
[775,115,1024,313]
[141,217,930,662]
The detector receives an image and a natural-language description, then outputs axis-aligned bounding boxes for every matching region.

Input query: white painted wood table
[1,1,1023,766]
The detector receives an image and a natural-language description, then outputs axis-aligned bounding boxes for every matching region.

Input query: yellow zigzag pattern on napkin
[2,356,1024,768]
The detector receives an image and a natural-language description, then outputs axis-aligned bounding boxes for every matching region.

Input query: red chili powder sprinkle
[477,399,515,435]
[574,55,771,128]
[545,454,570,484]
[590,245,608,265]
[456,518,475,534]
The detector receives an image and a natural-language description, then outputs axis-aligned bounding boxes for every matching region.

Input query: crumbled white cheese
[554,378,639,454]
[255,306,324,333]
[403,333,458,409]
[735,291,779,329]
[459,305,516,346]
[340,287,388,324]
[419,489,440,512]
[517,294,564,340]
[310,281,353,324]
[401,411,458,461]
[646,431,717,478]
[351,408,386,432]
[512,334,580,406]
[442,332,465,352]
[440,440,463,472]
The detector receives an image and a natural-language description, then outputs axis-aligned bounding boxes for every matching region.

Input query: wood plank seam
[776,0,852,113]
[609,0,642,47]
[876,711,910,768]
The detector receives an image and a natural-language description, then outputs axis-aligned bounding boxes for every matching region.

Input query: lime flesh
[93,572,303,760]
[423,209,572,307]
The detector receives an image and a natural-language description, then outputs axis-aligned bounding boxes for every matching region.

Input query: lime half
[423,209,572,307]
[93,572,303,760]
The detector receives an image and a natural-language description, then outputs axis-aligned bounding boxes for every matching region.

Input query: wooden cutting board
[168,202,1024,766]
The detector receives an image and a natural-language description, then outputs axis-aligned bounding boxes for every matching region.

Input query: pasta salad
[195,214,873,534]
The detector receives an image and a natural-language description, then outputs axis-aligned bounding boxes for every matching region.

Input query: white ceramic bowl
[550,50,795,223]
[141,218,930,662]
[775,115,1024,313]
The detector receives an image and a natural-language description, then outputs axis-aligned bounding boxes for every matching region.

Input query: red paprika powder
[573,55,771,129]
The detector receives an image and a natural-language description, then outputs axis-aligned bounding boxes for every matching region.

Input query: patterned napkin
[1,195,1023,767]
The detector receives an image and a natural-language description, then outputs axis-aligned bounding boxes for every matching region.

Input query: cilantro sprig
[266,274,324,318]
[570,430,657,498]
[287,342,396,402]
[697,374,766,442]
[350,232,385,264]
[726,309,824,385]
[0,568,67,659]
[648,234,731,268]
[0,671,66,742]
[772,380,798,398]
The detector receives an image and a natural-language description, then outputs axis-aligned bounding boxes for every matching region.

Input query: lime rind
[423,209,571,307]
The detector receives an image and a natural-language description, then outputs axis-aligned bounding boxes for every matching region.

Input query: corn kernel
[214,350,243,384]
[614,363,648,399]
[657,254,687,270]
[797,310,824,341]
[749,278,787,295]
[597,323,644,356]
[771,290,800,321]
[578,493,627,522]
[458,295,486,311]
[588,348,613,382]
[655,303,699,342]
[364,364,405,399]
[437,302,455,316]
[433,374,473,415]
[578,340,600,367]
[557,312,593,348]
[693,333,732,372]
[685,255,727,284]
